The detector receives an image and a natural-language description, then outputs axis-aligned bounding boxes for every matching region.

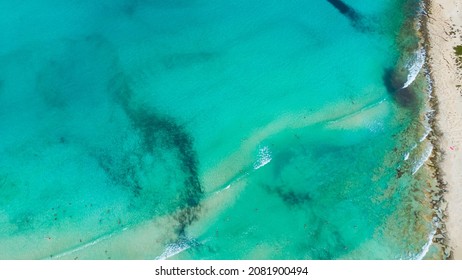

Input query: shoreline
[424,0,462,259]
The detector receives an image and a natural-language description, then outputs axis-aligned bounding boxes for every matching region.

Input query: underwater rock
[326,0,369,32]
[383,67,417,107]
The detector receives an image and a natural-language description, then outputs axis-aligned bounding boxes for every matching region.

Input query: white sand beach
[426,0,462,259]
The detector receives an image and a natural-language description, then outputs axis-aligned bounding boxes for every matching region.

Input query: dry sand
[426,0,462,259]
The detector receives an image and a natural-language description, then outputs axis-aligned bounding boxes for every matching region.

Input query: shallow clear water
[0,0,437,259]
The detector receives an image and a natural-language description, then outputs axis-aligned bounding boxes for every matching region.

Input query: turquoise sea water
[0,0,440,259]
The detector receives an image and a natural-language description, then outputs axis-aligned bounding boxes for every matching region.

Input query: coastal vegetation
[455,45,462,69]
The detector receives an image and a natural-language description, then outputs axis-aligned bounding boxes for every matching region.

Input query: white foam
[413,228,436,260]
[211,183,233,195]
[403,0,427,92]
[404,144,417,161]
[49,226,130,259]
[415,0,426,30]
[413,216,439,260]
[418,107,434,143]
[425,70,433,99]
[402,48,425,89]
[253,146,272,170]
[404,152,410,161]
[419,124,432,143]
[411,144,433,175]
[326,98,388,132]
[155,240,191,260]
[155,238,211,260]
